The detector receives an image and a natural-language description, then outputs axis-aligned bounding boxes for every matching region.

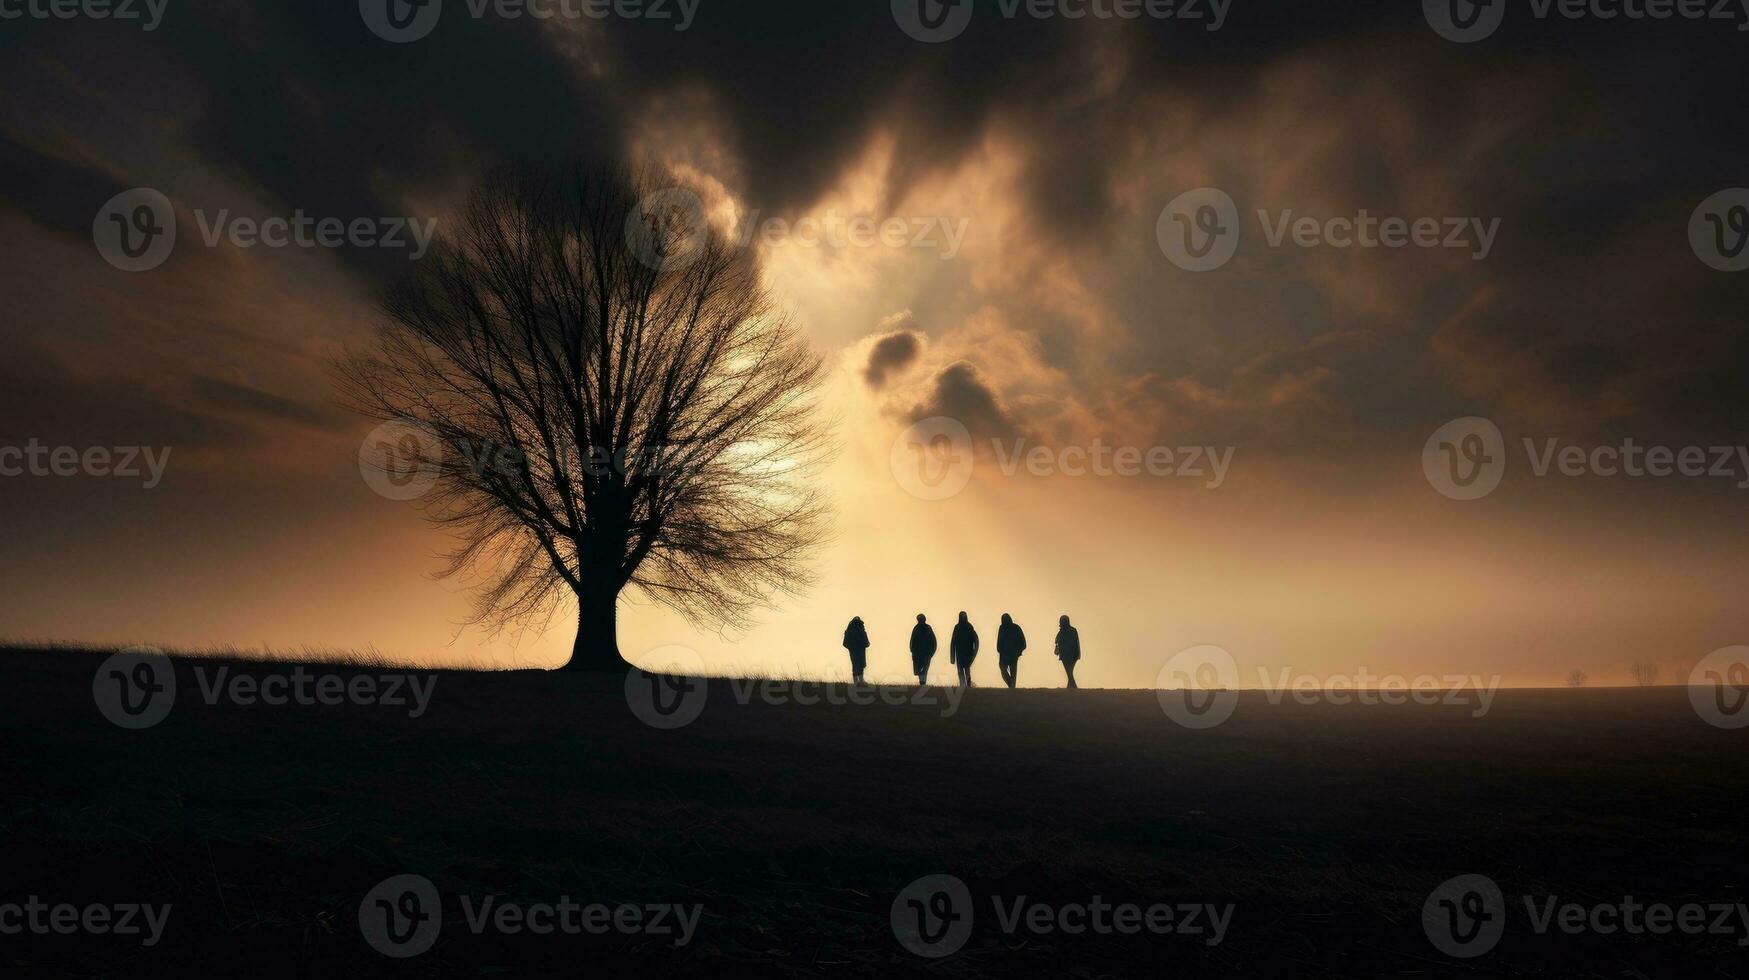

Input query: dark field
[3,647,1746,978]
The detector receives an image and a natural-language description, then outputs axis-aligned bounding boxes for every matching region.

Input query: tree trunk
[562,582,626,671]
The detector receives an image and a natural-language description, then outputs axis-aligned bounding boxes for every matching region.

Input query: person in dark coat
[909,613,937,687]
[842,616,870,684]
[949,611,979,687]
[995,613,1027,689]
[1054,614,1081,689]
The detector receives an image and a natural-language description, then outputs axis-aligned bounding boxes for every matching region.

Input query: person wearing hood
[909,613,938,687]
[995,613,1027,689]
[842,616,870,684]
[1054,614,1082,689]
[949,612,979,687]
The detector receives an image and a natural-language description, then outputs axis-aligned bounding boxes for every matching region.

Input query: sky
[2,0,1747,687]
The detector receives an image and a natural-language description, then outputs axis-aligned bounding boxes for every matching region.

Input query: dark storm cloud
[585,0,1468,226]
[864,328,923,388]
[0,3,621,285]
[192,376,347,431]
[908,361,1022,442]
[0,138,133,238]
[2,0,1748,451]
[0,342,250,450]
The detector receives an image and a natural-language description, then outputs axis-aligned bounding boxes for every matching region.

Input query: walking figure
[842,616,870,684]
[995,613,1026,689]
[1054,614,1081,689]
[950,611,979,687]
[909,613,937,687]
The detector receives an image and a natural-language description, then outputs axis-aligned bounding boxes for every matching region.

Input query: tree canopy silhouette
[339,166,832,670]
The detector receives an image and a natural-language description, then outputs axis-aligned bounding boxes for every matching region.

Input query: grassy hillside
[2,646,1745,977]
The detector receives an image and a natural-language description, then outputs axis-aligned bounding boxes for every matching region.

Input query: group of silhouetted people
[841,613,1082,689]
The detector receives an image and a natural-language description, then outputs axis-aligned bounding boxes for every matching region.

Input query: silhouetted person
[996,613,1026,689]
[1054,614,1081,689]
[909,613,937,686]
[842,616,870,684]
[950,611,979,687]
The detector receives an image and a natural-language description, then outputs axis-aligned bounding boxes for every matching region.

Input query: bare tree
[1566,669,1588,688]
[338,166,832,670]
[1629,661,1660,687]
